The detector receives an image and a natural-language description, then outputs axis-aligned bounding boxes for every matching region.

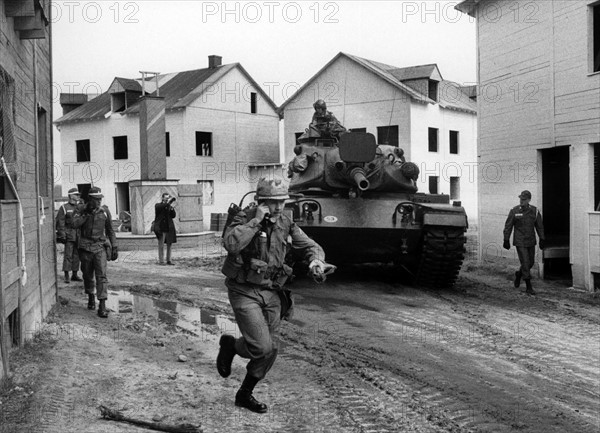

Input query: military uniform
[72,187,117,317]
[56,198,81,282]
[217,177,330,414]
[503,191,545,293]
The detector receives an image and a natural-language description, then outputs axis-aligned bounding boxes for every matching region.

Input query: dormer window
[111,92,126,112]
[428,79,439,102]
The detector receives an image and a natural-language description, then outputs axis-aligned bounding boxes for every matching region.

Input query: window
[1,68,16,200]
[76,139,90,162]
[593,3,600,72]
[112,93,126,112]
[428,80,439,102]
[250,92,257,114]
[429,176,439,194]
[449,130,459,154]
[166,132,170,157]
[196,132,212,156]
[113,136,128,160]
[198,180,214,205]
[377,125,399,146]
[38,107,49,196]
[295,132,304,143]
[349,127,367,133]
[428,127,438,152]
[450,177,460,200]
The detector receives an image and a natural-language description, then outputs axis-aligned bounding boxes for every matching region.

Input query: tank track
[415,225,466,288]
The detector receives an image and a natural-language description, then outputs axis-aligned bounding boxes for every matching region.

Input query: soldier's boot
[87,294,96,310]
[71,272,82,282]
[216,335,236,378]
[235,374,267,414]
[97,299,109,318]
[525,279,536,295]
[514,271,522,288]
[64,271,70,284]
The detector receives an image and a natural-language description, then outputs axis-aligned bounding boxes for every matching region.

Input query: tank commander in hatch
[307,99,347,140]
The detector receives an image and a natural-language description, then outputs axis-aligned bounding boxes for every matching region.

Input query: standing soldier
[56,187,82,283]
[503,190,545,295]
[217,177,334,413]
[72,187,118,318]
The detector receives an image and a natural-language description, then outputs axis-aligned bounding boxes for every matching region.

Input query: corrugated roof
[55,63,278,125]
[114,77,142,92]
[55,92,111,125]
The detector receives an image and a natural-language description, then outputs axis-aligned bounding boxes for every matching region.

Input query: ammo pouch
[246,258,271,286]
[222,253,246,283]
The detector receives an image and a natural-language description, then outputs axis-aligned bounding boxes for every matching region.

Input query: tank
[284,131,468,289]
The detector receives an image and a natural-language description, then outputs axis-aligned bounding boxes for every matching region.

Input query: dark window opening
[78,183,92,202]
[1,69,16,200]
[377,125,399,146]
[594,4,600,72]
[594,143,600,211]
[250,92,257,114]
[428,127,438,152]
[349,127,367,133]
[76,139,91,162]
[166,132,170,157]
[8,307,20,347]
[196,131,213,156]
[429,176,439,194]
[113,136,128,160]
[295,132,304,144]
[38,107,49,196]
[450,176,460,200]
[428,80,439,102]
[450,130,459,154]
[112,92,126,112]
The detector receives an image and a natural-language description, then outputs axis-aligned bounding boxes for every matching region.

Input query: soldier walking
[72,187,118,317]
[503,190,545,295]
[217,177,333,413]
[56,187,82,283]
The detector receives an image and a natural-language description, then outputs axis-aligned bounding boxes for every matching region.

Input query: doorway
[541,146,571,281]
[115,182,130,215]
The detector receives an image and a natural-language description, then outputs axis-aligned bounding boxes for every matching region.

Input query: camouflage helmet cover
[255,177,289,201]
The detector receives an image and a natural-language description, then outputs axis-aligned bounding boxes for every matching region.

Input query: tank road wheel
[415,226,466,289]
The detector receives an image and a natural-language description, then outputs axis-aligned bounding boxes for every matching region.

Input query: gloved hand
[503,240,510,250]
[308,259,337,284]
[56,237,66,245]
[111,246,119,261]
[538,239,545,250]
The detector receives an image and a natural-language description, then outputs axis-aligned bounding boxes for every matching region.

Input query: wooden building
[456,0,600,290]
[0,0,55,379]
[279,52,478,220]
[55,56,281,232]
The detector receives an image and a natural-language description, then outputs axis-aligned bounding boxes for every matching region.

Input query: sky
[51,0,477,160]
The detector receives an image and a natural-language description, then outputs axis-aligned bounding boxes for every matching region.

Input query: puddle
[106,290,240,337]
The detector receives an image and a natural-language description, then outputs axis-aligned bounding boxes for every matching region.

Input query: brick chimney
[208,55,222,68]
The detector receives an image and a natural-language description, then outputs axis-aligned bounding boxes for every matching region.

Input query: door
[177,184,203,233]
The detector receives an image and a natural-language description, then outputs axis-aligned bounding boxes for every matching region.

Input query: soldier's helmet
[67,187,80,196]
[255,177,289,201]
[88,187,104,198]
[313,99,327,110]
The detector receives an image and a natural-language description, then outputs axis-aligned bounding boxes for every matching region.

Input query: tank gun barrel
[349,167,370,191]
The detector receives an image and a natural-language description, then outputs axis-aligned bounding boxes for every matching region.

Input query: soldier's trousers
[62,241,80,273]
[516,246,536,280]
[78,248,108,299]
[225,278,281,380]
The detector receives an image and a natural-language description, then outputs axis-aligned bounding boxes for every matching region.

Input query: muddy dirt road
[1,245,599,432]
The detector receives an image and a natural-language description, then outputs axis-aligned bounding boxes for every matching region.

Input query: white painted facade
[281,54,478,220]
[57,65,280,230]
[457,0,600,291]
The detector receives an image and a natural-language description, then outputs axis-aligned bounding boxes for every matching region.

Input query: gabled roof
[278,52,475,115]
[109,77,142,93]
[455,0,484,17]
[55,63,278,125]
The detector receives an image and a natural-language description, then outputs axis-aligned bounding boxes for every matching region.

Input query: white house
[456,0,600,291]
[55,56,281,231]
[279,52,478,221]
